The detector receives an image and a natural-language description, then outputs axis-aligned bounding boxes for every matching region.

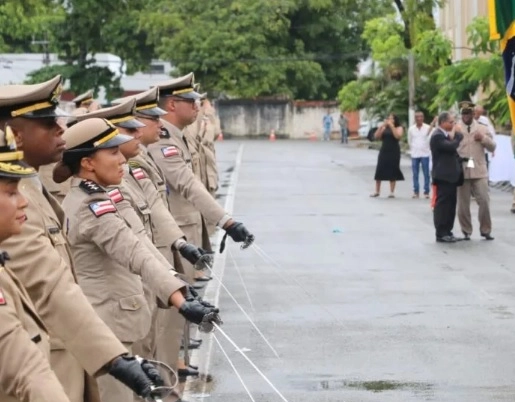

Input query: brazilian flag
[489,0,515,132]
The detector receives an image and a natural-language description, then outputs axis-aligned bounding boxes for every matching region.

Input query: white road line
[184,143,244,399]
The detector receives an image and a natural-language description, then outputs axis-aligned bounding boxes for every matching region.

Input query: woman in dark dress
[370,113,404,198]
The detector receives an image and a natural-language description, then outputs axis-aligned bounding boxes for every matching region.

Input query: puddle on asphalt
[292,376,433,394]
[186,374,217,397]
[317,379,433,393]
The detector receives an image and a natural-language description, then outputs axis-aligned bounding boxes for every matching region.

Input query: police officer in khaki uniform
[56,118,220,402]
[96,93,206,383]
[71,89,101,113]
[197,96,221,235]
[456,101,496,240]
[148,73,254,276]
[0,76,170,402]
[0,133,71,402]
[38,89,99,202]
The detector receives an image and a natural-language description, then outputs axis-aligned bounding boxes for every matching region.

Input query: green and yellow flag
[489,0,515,132]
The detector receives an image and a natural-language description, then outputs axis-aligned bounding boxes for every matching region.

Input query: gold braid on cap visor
[136,102,158,111]
[11,101,54,117]
[0,151,24,162]
[93,128,119,147]
[108,115,137,125]
[172,88,193,95]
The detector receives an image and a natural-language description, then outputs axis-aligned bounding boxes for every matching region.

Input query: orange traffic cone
[269,129,276,141]
[217,132,224,141]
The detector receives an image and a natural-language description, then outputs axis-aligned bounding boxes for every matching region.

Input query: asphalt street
[184,139,515,402]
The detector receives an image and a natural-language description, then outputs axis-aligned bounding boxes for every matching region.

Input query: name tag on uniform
[467,158,475,168]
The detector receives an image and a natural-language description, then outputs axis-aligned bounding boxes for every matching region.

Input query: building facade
[436,0,488,61]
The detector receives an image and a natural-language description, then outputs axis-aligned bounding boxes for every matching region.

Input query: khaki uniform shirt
[0,177,127,377]
[199,112,219,192]
[62,178,185,343]
[0,260,70,402]
[38,163,70,203]
[147,120,227,242]
[129,152,185,248]
[457,120,496,180]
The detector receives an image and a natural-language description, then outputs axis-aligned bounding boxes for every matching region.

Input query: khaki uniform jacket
[38,163,71,204]
[129,152,185,248]
[183,125,202,181]
[0,260,70,402]
[457,120,496,180]
[0,177,127,377]
[148,120,227,244]
[127,158,186,272]
[62,178,185,343]
[199,111,219,192]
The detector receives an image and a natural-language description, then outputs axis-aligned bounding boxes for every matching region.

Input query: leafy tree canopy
[141,0,392,99]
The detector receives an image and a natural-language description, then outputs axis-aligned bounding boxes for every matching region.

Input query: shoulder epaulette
[107,188,124,203]
[161,146,180,158]
[79,180,104,194]
[88,200,116,218]
[478,121,487,126]
[129,166,147,180]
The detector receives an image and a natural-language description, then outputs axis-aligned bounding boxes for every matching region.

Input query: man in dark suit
[430,111,464,243]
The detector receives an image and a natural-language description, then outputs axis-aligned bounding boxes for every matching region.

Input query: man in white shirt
[408,111,431,198]
[474,105,496,169]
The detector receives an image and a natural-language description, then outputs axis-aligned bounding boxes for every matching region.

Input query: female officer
[0,129,71,402]
[54,118,220,402]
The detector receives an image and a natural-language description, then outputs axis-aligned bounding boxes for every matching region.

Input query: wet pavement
[184,139,515,402]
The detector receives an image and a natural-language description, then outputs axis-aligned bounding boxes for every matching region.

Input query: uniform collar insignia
[79,179,104,194]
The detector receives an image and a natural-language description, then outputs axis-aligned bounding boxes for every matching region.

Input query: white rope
[228,247,255,310]
[213,334,256,401]
[214,323,289,402]
[201,259,280,358]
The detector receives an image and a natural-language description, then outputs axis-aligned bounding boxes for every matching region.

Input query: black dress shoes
[181,338,202,350]
[178,367,199,378]
[481,233,494,240]
[461,232,471,241]
[436,235,456,243]
[195,276,212,282]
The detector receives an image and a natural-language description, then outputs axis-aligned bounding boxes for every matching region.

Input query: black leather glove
[185,285,216,308]
[179,243,204,265]
[225,222,251,242]
[108,354,164,398]
[179,299,220,325]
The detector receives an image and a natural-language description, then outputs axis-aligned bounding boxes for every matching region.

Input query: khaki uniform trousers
[457,178,492,235]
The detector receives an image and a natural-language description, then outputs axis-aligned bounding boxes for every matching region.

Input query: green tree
[24,0,156,100]
[0,0,62,53]
[432,17,507,128]
[141,0,391,99]
[338,0,450,124]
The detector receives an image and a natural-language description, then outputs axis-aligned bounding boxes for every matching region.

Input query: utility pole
[408,50,415,128]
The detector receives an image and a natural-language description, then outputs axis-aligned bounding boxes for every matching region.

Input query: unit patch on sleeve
[131,167,146,180]
[88,200,116,217]
[162,146,180,158]
[79,180,104,194]
[0,289,6,305]
[107,188,124,203]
